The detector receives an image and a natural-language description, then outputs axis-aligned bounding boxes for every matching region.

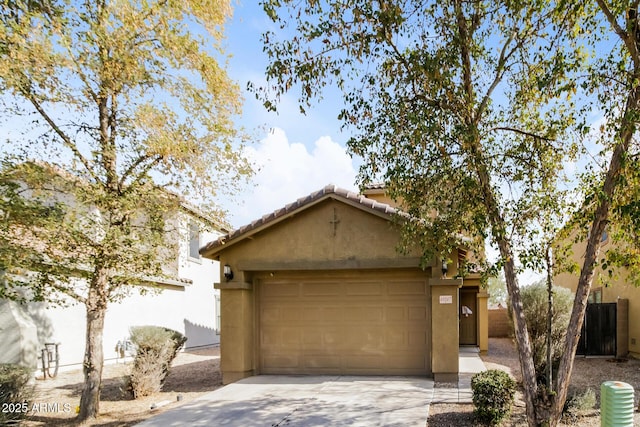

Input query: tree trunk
[546,245,553,392]
[498,235,552,426]
[77,266,109,422]
[468,141,546,425]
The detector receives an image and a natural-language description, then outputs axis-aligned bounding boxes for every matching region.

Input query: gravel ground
[18,340,640,426]
[428,338,640,426]
[22,347,221,426]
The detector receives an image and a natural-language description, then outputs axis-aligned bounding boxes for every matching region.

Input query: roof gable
[201,185,403,257]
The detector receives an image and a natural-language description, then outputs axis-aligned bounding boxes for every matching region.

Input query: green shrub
[128,326,187,398]
[471,369,516,425]
[508,282,573,382]
[0,364,34,424]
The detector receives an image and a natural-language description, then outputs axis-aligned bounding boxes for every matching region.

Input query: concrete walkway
[431,346,487,404]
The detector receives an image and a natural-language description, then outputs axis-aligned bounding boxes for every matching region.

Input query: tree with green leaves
[254,1,597,425]
[0,0,250,421]
[552,1,640,424]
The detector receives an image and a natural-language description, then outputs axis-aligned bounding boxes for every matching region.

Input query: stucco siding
[2,216,223,372]
[219,199,422,269]
[208,189,482,383]
[555,234,640,357]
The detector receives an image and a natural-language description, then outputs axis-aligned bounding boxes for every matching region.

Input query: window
[188,222,200,260]
[588,287,602,304]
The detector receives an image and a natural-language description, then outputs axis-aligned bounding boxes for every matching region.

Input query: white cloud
[230,127,357,227]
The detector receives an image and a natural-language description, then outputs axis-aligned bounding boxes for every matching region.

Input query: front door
[459,289,477,345]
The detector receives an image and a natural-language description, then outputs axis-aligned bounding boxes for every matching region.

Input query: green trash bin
[601,381,634,427]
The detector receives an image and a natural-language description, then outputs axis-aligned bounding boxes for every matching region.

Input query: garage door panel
[344,306,384,322]
[346,282,384,296]
[389,351,427,369]
[301,328,324,348]
[302,307,322,322]
[302,282,342,296]
[263,354,299,369]
[281,328,302,348]
[388,281,427,295]
[260,274,430,375]
[321,307,343,319]
[386,306,406,321]
[322,329,344,348]
[280,307,302,322]
[261,306,280,323]
[408,330,427,346]
[345,354,384,370]
[386,330,407,347]
[304,355,342,369]
[408,306,427,320]
[350,329,383,348]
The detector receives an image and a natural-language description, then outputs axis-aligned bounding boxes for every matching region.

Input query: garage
[202,185,480,384]
[258,271,431,375]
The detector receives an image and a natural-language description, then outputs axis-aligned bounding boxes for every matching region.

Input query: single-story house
[201,185,488,384]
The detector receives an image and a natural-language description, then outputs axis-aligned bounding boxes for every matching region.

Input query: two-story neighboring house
[555,228,636,359]
[0,164,225,371]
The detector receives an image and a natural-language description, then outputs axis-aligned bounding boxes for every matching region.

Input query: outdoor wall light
[223,264,234,281]
[441,258,448,277]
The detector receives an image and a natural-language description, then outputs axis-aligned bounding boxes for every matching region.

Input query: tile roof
[201,184,402,255]
[363,182,386,190]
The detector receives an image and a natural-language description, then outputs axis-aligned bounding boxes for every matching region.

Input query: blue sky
[222,3,359,228]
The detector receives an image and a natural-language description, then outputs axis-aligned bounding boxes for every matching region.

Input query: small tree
[508,282,573,383]
[487,273,507,307]
[0,1,251,421]
[0,364,34,425]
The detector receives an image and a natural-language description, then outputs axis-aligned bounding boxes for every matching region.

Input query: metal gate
[577,303,617,356]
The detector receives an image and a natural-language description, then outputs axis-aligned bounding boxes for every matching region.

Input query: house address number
[439,295,453,304]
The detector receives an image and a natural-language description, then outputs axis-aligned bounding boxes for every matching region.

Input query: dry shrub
[563,387,596,423]
[128,326,187,399]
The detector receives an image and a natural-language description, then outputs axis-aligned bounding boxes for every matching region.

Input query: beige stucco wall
[477,291,489,353]
[429,278,461,381]
[488,308,511,338]
[210,197,485,383]
[555,233,640,357]
[219,286,254,384]
[217,199,423,269]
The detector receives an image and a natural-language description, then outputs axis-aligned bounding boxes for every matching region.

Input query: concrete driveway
[135,375,434,426]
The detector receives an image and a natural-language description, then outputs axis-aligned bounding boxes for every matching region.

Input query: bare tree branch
[24,92,97,182]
